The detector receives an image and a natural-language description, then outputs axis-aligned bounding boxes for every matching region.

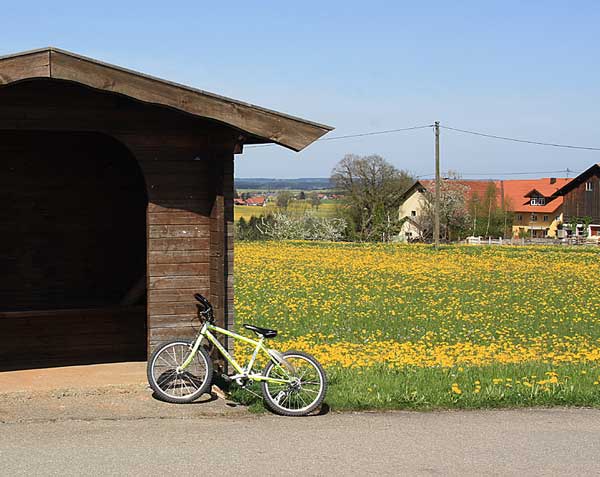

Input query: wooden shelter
[0,47,331,370]
[551,164,600,237]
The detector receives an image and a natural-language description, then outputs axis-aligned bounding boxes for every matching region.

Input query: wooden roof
[0,47,333,151]
[552,164,600,196]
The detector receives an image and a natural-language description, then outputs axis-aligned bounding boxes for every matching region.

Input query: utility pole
[434,121,441,248]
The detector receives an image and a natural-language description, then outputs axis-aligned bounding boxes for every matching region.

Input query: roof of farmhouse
[420,179,504,205]
[0,47,333,151]
[501,178,570,213]
[407,177,572,214]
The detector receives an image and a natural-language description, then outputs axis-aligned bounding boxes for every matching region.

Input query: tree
[417,181,470,241]
[276,191,293,210]
[308,191,322,210]
[298,191,306,200]
[467,183,513,238]
[331,154,413,241]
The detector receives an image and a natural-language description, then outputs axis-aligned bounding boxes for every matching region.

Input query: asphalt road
[1,408,600,476]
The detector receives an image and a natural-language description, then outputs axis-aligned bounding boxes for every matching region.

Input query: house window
[411,210,416,217]
[543,215,549,222]
[531,215,538,222]
[516,214,523,221]
[530,197,546,206]
[586,181,593,191]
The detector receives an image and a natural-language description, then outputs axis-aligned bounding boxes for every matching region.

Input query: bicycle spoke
[183,373,199,390]
[182,376,192,396]
[166,375,177,393]
[157,370,176,387]
[301,388,319,394]
[298,367,311,381]
[297,392,308,408]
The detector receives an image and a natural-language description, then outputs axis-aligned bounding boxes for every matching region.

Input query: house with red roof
[503,178,571,238]
[398,179,502,240]
[245,196,267,207]
[399,177,571,240]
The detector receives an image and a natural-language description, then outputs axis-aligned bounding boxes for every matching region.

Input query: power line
[245,124,433,148]
[440,125,600,151]
[319,124,434,141]
[416,169,578,179]
[246,122,600,152]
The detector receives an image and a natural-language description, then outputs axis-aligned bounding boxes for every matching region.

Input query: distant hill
[235,178,333,191]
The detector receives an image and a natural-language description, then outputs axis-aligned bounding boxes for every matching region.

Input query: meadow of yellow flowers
[235,242,600,409]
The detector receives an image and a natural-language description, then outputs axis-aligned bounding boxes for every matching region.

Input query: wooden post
[434,121,441,248]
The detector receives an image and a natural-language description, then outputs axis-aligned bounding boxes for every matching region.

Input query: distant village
[235,162,600,244]
[234,192,340,207]
[398,163,600,243]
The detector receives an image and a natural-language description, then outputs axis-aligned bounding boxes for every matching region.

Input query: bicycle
[147,293,327,416]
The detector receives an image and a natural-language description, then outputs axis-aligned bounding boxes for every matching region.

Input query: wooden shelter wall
[0,79,236,360]
[0,307,146,369]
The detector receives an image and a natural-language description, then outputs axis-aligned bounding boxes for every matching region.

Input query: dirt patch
[0,363,248,423]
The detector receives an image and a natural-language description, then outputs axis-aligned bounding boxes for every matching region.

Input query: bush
[236,212,347,241]
[236,215,276,241]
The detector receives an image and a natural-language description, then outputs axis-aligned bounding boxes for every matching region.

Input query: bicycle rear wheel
[261,351,327,416]
[147,340,213,403]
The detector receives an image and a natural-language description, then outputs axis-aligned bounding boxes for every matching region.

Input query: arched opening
[0,130,148,370]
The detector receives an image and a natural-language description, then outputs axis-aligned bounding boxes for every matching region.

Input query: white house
[398,181,428,241]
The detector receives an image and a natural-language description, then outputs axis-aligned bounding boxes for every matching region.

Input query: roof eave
[0,47,333,151]
[552,165,598,197]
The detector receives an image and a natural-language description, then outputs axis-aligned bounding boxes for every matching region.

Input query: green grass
[229,362,600,413]
[232,242,600,412]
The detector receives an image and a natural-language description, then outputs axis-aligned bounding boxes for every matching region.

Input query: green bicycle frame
[179,321,293,385]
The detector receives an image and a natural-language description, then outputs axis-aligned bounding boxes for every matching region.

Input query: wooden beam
[49,49,331,151]
[0,50,50,85]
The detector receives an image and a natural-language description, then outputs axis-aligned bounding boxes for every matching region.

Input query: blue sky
[2,1,600,178]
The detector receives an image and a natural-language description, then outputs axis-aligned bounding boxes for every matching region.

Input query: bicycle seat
[243,324,278,339]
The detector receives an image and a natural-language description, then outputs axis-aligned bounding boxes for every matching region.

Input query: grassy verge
[229,362,600,412]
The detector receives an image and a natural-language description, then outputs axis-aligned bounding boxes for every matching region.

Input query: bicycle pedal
[220,373,233,382]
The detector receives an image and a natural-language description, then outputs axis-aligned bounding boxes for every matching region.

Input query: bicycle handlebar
[194,293,214,323]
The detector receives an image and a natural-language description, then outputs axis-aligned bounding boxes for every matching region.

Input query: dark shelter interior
[0,131,148,369]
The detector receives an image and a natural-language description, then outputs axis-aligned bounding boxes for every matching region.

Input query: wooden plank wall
[125,140,234,356]
[0,79,237,363]
[0,306,146,370]
[563,171,600,222]
[208,153,235,356]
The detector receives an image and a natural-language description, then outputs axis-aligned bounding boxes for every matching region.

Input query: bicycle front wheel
[261,351,327,416]
[147,340,213,403]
